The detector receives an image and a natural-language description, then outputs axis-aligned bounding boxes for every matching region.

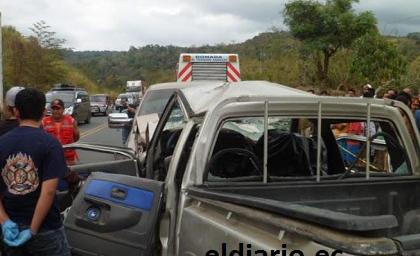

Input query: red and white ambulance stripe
[227,62,241,82]
[177,62,241,82]
[178,62,193,82]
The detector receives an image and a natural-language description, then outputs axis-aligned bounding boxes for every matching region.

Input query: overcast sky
[1,0,420,51]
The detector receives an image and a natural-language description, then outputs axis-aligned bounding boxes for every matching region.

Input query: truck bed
[189,176,420,251]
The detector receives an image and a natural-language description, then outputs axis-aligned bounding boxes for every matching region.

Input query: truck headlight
[64,106,74,115]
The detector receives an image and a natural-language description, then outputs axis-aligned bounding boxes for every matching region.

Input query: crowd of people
[361,85,419,131]
[309,84,420,131]
[307,84,419,172]
[0,83,139,256]
[0,85,139,255]
[0,87,71,255]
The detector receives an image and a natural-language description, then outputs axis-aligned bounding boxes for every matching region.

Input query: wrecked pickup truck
[63,81,420,256]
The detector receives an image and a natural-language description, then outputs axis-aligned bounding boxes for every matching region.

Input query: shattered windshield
[223,117,291,141]
[138,89,175,117]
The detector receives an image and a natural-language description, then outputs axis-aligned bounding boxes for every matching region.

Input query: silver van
[45,84,91,124]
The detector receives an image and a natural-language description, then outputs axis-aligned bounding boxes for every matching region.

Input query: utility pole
[0,12,3,119]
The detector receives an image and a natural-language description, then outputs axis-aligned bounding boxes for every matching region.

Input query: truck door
[65,93,191,256]
[64,172,164,256]
[144,94,189,180]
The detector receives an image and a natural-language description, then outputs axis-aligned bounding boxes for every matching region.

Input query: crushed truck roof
[148,81,417,125]
[151,81,312,115]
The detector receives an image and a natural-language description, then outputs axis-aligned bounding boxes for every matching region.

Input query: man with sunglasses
[42,99,80,166]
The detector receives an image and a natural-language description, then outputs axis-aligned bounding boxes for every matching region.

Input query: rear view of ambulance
[177,53,240,82]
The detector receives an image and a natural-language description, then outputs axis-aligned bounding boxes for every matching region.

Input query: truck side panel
[178,197,398,256]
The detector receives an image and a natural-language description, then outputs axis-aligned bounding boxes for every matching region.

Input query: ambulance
[177,53,240,82]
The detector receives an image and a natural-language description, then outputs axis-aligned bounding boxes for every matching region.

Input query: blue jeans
[3,226,71,256]
[122,126,131,145]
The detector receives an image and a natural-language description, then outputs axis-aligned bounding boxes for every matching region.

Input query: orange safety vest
[42,115,78,165]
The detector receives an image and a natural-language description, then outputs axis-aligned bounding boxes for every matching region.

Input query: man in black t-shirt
[0,87,24,136]
[0,88,70,256]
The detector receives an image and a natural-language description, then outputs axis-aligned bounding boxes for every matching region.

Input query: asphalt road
[78,115,122,146]
[75,114,128,164]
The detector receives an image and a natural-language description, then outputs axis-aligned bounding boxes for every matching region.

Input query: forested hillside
[64,31,420,92]
[63,0,420,93]
[3,1,420,96]
[63,31,328,89]
[4,23,420,96]
[2,22,106,94]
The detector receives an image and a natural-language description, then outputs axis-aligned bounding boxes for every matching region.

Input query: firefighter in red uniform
[42,99,80,165]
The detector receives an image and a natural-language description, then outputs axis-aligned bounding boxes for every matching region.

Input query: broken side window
[206,117,411,183]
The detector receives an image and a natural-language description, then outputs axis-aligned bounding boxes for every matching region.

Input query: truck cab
[64,81,420,256]
[90,94,112,116]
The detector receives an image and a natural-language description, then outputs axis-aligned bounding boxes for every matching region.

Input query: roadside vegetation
[2,21,107,94]
[2,0,420,95]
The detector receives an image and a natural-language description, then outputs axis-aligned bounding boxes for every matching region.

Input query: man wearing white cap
[362,84,375,98]
[0,87,25,136]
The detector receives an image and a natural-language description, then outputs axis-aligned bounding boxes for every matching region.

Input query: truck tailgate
[185,187,400,255]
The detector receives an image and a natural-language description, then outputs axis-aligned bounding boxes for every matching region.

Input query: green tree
[3,24,102,94]
[351,33,407,87]
[407,32,420,41]
[29,20,65,49]
[406,56,420,87]
[26,21,67,89]
[283,0,377,85]
[2,26,28,87]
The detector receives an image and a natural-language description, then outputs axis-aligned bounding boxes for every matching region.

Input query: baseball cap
[363,84,373,90]
[51,99,65,108]
[5,86,25,107]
